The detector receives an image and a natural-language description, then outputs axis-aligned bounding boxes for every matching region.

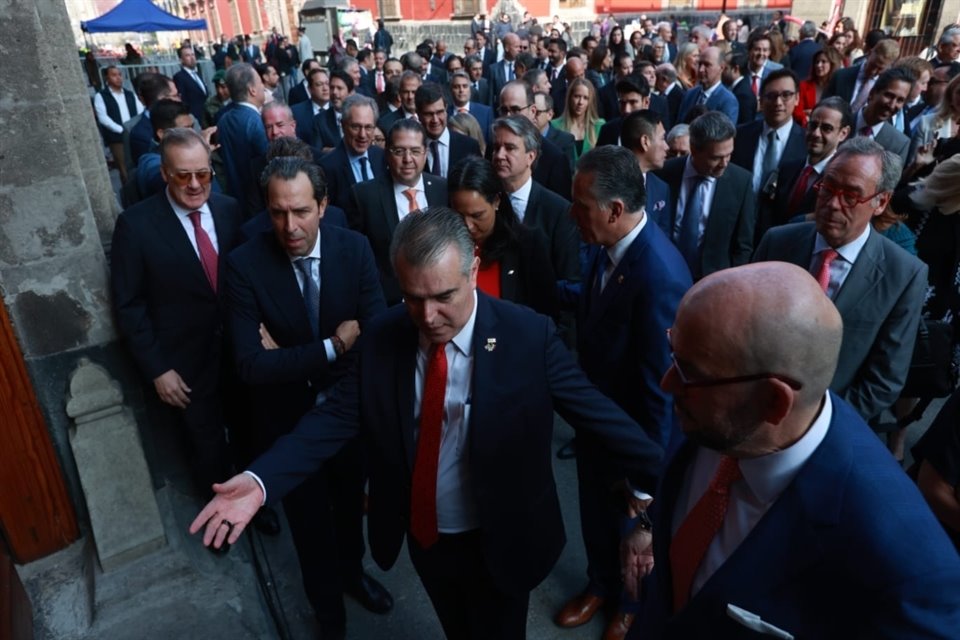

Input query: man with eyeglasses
[753,136,926,424]
[111,128,242,521]
[319,94,386,217]
[769,97,851,229]
[622,261,960,638]
[224,156,390,637]
[352,119,448,304]
[498,80,573,199]
[730,68,806,239]
[677,47,739,126]
[415,83,481,180]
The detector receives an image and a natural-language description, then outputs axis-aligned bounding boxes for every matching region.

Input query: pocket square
[726,604,793,639]
[653,200,666,211]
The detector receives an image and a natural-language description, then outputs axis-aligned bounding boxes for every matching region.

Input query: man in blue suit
[173,45,208,125]
[225,157,390,638]
[192,207,665,640]
[623,262,960,639]
[318,94,386,217]
[676,47,739,125]
[216,63,268,217]
[290,67,329,149]
[449,71,493,144]
[622,110,673,234]
[557,146,690,639]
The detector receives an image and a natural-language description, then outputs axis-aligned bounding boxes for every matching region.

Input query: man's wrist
[330,334,346,356]
[243,470,267,506]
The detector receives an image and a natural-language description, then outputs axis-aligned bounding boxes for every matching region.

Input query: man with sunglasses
[770,97,851,229]
[111,127,242,513]
[753,137,926,424]
[623,261,960,638]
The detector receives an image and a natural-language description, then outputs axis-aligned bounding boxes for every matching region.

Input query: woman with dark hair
[607,26,627,59]
[626,29,645,59]
[448,156,557,317]
[794,48,843,125]
[586,45,613,89]
[827,32,849,65]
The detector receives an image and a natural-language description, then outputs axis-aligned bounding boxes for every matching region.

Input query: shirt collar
[509,176,534,201]
[701,79,722,98]
[394,174,425,193]
[762,118,794,139]
[813,223,872,264]
[430,127,451,147]
[856,110,883,136]
[239,101,261,114]
[288,231,322,262]
[682,156,715,183]
[165,189,211,220]
[605,212,648,268]
[808,151,835,174]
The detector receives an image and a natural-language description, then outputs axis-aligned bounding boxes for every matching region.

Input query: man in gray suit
[752,137,926,423]
[854,67,913,166]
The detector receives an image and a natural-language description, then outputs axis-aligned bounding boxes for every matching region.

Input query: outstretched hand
[188,473,264,549]
[621,525,655,600]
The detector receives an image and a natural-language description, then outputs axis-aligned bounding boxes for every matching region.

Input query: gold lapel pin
[484,338,497,352]
[617,274,625,284]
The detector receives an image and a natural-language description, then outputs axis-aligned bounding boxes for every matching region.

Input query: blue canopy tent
[81,0,207,33]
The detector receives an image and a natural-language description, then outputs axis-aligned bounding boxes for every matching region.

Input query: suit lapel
[263,236,315,342]
[499,248,520,301]
[833,230,884,311]
[380,177,402,237]
[586,224,648,327]
[396,317,419,472]
[148,195,212,291]
[317,229,348,337]
[525,182,542,225]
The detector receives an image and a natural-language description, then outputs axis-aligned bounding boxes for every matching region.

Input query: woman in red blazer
[795,48,844,126]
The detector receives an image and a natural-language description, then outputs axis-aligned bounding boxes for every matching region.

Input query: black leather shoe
[252,506,282,536]
[344,571,393,614]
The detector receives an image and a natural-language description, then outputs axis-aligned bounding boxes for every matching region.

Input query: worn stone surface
[67,359,166,571]
[17,536,95,640]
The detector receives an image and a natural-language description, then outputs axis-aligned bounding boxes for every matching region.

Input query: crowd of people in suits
[90,10,960,640]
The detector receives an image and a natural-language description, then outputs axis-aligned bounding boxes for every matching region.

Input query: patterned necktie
[851,75,876,112]
[696,88,708,105]
[669,455,742,611]
[410,342,448,549]
[403,188,418,213]
[815,248,840,294]
[761,130,779,183]
[294,257,320,338]
[677,175,706,277]
[787,165,817,215]
[187,211,218,292]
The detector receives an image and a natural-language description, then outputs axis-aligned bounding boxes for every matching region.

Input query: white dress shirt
[674,158,718,243]
[809,225,871,299]
[855,110,884,138]
[414,291,479,532]
[751,119,795,193]
[427,128,451,177]
[93,87,144,133]
[393,175,428,219]
[287,234,337,365]
[673,393,833,597]
[599,213,647,291]
[165,191,219,256]
[508,176,534,222]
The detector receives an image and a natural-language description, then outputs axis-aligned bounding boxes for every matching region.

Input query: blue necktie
[591,249,609,302]
[294,257,320,339]
[359,156,371,181]
[678,176,705,276]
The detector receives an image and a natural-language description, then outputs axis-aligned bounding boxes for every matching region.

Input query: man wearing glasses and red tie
[111,127,242,515]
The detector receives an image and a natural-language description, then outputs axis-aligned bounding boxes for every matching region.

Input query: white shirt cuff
[243,470,267,505]
[323,337,337,362]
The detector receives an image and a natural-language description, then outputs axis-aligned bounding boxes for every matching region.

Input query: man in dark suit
[465,55,492,106]
[854,67,913,165]
[622,110,673,233]
[676,47,739,125]
[753,137,927,423]
[241,35,261,63]
[449,71,494,144]
[499,80,573,200]
[492,114,579,286]
[217,63,268,216]
[290,67,329,149]
[490,33,522,108]
[192,207,665,640]
[377,71,421,133]
[786,21,822,80]
[475,31,498,78]
[825,38,901,106]
[124,72,179,172]
[654,63,685,126]
[173,45,208,127]
[598,53,636,120]
[557,147,691,640]
[287,59,320,106]
[415,83,481,179]
[770,97,851,230]
[744,32,784,97]
[353,119,448,303]
[111,128,242,501]
[312,70,355,151]
[226,157,390,637]
[654,111,755,279]
[722,52,758,125]
[532,92,576,172]
[319,95,386,216]
[544,38,569,116]
[730,69,807,240]
[596,77,653,147]
[623,261,960,639]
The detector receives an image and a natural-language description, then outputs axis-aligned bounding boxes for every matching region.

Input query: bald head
[566,56,585,80]
[677,262,842,408]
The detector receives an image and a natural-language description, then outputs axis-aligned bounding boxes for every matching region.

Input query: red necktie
[751,74,759,96]
[403,188,418,213]
[410,342,448,549]
[860,126,873,138]
[376,70,385,93]
[787,165,816,215]
[669,455,742,611]
[815,249,839,293]
[188,211,218,292]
